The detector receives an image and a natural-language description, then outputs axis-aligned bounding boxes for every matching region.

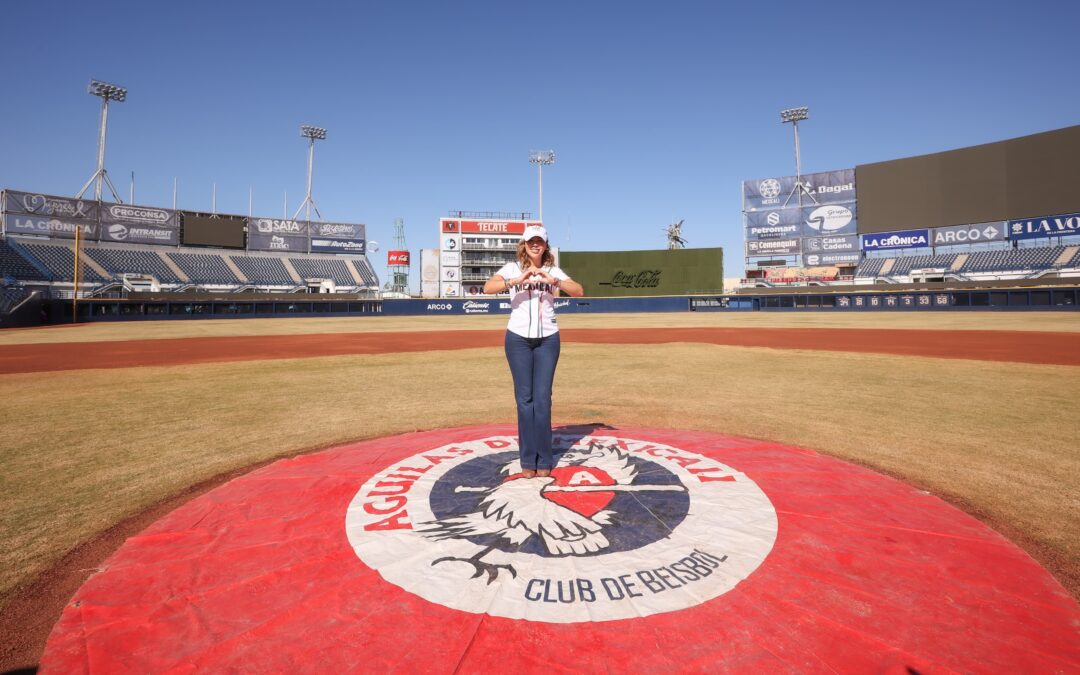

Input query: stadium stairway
[1055,246,1078,267]
[950,254,968,271]
[345,259,364,285]
[280,258,304,284]
[880,258,896,275]
[222,255,248,283]
[80,251,112,281]
[159,253,190,283]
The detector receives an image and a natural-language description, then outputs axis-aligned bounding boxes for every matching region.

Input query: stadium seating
[289,257,356,285]
[855,258,887,278]
[167,252,240,285]
[229,255,295,286]
[1,238,50,281]
[959,247,1061,273]
[351,258,380,287]
[87,247,184,283]
[0,286,32,313]
[886,254,958,275]
[18,242,109,283]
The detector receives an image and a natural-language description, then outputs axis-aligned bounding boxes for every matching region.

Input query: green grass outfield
[1,311,1078,606]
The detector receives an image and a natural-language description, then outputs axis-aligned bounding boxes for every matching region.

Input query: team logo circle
[759,178,781,199]
[346,435,778,623]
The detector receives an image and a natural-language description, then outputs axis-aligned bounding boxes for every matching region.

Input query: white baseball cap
[521,225,548,242]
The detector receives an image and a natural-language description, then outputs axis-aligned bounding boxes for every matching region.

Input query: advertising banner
[745,238,800,256]
[248,218,308,236]
[3,213,97,239]
[441,266,460,282]
[441,233,460,252]
[3,190,99,221]
[803,251,861,266]
[440,251,460,267]
[803,234,859,253]
[420,249,439,282]
[388,250,410,265]
[1007,212,1080,240]
[463,283,490,296]
[442,282,460,297]
[802,203,857,237]
[861,229,930,251]
[932,222,1006,246]
[310,221,365,240]
[310,238,365,254]
[441,219,461,233]
[248,232,308,252]
[802,169,856,204]
[421,280,440,299]
[742,169,855,211]
[745,209,801,240]
[99,202,179,245]
[458,220,531,235]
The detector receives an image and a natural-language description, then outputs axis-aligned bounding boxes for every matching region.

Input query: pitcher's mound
[42,425,1080,672]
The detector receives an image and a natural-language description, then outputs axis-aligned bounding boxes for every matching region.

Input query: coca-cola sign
[597,270,662,289]
[388,250,410,265]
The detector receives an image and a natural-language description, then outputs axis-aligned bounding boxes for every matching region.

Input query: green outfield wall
[560,247,724,297]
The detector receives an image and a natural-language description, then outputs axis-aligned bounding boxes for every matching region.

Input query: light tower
[77,80,127,202]
[385,218,410,296]
[292,125,326,222]
[529,150,555,221]
[780,107,817,207]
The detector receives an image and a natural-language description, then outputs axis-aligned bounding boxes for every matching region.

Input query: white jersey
[496,261,571,339]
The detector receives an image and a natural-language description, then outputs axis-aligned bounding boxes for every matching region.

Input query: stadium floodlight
[76,79,128,202]
[528,150,556,221]
[779,107,808,124]
[293,124,327,224]
[779,106,817,208]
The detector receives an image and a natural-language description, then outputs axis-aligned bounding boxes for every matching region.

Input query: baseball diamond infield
[1,313,1079,671]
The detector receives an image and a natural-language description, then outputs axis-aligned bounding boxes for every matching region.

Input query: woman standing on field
[484,225,584,478]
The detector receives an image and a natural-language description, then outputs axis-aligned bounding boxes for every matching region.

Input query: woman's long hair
[517,240,555,269]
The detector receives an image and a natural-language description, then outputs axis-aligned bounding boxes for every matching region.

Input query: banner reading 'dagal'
[742,169,856,211]
[3,190,99,221]
[99,202,178,245]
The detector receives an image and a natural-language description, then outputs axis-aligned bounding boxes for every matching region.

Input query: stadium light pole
[529,150,555,222]
[77,80,127,203]
[780,107,818,208]
[292,125,326,223]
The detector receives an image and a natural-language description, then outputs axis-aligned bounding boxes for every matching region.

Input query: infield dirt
[1,312,1078,670]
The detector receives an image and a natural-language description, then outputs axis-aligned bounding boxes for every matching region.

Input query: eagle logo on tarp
[345,435,777,623]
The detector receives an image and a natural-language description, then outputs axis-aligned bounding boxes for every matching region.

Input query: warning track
[3,326,1079,374]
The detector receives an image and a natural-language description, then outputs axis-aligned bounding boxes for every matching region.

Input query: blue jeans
[504,330,561,470]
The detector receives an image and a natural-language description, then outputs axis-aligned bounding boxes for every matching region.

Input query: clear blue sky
[2,0,1077,277]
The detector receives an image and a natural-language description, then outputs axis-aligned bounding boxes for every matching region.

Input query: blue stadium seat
[19,242,109,283]
[87,247,183,282]
[289,257,356,285]
[229,255,294,285]
[167,252,239,285]
[1,238,50,281]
